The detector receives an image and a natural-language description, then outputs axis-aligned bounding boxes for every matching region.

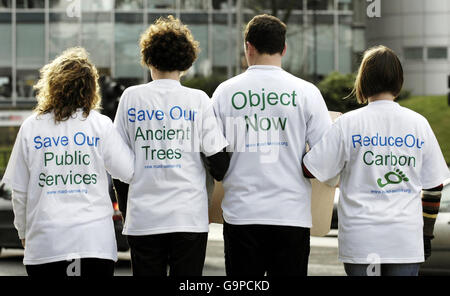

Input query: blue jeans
[344,263,420,276]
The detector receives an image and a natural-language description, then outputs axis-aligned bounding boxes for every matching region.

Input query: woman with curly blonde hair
[3,47,135,277]
[113,16,229,276]
[33,47,101,122]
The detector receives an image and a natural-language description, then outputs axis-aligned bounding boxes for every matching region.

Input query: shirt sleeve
[200,97,229,157]
[2,126,30,193]
[303,122,346,183]
[211,85,226,135]
[304,86,333,147]
[102,120,135,184]
[11,189,27,240]
[420,122,450,189]
[113,90,132,148]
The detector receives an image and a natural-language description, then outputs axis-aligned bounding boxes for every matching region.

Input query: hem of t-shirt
[23,252,118,266]
[222,216,312,228]
[18,231,25,240]
[202,141,228,158]
[338,256,424,264]
[123,226,209,236]
[303,158,330,184]
[1,178,28,194]
[422,173,450,190]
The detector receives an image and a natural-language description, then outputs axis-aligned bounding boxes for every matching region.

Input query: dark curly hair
[140,15,200,72]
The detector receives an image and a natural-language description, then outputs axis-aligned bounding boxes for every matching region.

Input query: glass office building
[366,0,450,95]
[0,0,366,107]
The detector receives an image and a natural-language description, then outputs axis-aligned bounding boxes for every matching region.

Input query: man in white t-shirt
[212,14,332,276]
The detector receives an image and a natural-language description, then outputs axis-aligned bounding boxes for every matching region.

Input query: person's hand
[21,239,25,248]
[424,235,433,260]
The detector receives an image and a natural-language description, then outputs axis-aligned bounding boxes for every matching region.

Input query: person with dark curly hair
[113,16,229,276]
[2,47,134,277]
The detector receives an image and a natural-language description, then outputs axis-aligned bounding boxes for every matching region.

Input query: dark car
[0,180,129,254]
[0,184,22,254]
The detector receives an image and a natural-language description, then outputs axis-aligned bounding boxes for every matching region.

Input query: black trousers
[25,258,115,277]
[127,232,208,276]
[223,222,310,276]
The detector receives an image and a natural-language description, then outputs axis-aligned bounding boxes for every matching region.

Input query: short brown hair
[353,45,404,104]
[140,15,199,72]
[34,47,101,122]
[244,14,286,55]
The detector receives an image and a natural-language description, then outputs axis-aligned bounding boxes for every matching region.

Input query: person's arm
[102,122,134,184]
[103,122,134,221]
[302,161,315,179]
[112,179,129,220]
[202,149,230,182]
[199,95,229,167]
[305,85,332,148]
[422,184,443,260]
[109,90,134,221]
[2,126,30,247]
[11,190,27,247]
[419,121,450,260]
[303,123,346,183]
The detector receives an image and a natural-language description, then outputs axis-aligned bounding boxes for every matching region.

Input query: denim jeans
[344,263,421,276]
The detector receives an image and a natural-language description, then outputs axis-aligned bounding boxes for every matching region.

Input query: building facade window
[16,12,45,101]
[81,0,114,12]
[404,47,424,60]
[115,0,144,10]
[0,0,11,9]
[115,13,144,79]
[0,12,11,100]
[148,0,175,9]
[427,47,448,60]
[16,0,45,9]
[49,13,79,59]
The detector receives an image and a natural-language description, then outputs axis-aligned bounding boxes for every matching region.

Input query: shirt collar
[149,79,181,88]
[368,100,399,107]
[247,65,283,71]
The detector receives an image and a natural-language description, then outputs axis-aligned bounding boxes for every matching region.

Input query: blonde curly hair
[140,15,200,72]
[34,47,101,122]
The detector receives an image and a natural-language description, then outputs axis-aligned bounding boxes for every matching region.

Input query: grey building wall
[366,0,450,96]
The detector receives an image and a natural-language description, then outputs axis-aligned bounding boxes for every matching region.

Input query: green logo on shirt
[376,168,409,188]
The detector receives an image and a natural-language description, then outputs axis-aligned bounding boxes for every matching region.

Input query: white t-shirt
[114,79,228,235]
[304,100,450,264]
[2,110,134,265]
[212,65,332,227]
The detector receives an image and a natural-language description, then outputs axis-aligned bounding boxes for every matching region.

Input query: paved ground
[0,225,345,276]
